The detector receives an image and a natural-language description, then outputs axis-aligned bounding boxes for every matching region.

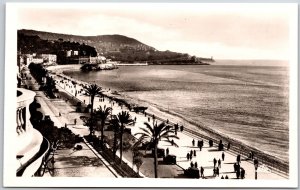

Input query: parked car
[152,148,165,158]
[184,167,200,178]
[163,154,176,164]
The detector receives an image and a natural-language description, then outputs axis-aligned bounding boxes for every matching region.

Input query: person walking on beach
[213,158,217,168]
[200,166,204,178]
[218,159,221,168]
[227,142,231,150]
[222,152,225,161]
[192,139,195,147]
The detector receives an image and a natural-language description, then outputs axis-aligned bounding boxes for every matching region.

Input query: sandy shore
[47,64,289,177]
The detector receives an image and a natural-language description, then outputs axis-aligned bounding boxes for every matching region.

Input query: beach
[47,63,289,178]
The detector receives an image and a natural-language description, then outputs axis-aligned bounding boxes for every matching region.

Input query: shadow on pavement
[55,156,103,167]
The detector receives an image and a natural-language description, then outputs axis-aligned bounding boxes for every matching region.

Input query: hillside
[18,29,213,64]
[19,29,155,53]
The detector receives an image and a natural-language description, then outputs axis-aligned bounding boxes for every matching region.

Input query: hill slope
[18,29,213,64]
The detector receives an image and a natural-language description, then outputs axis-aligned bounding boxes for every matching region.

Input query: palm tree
[113,111,134,163]
[135,121,179,178]
[82,116,97,136]
[83,84,102,117]
[110,116,120,160]
[95,105,112,147]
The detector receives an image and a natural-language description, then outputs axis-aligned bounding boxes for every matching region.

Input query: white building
[16,88,50,176]
[41,54,57,65]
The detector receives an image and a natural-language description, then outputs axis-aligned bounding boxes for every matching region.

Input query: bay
[64,61,289,161]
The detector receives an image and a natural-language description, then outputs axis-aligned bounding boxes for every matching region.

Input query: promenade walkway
[21,68,119,178]
[51,72,287,180]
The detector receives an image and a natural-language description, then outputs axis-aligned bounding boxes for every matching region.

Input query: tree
[83,84,102,117]
[95,105,112,148]
[134,121,179,178]
[82,116,97,136]
[112,111,133,163]
[110,116,120,160]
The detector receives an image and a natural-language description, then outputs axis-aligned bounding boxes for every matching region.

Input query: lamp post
[254,159,258,180]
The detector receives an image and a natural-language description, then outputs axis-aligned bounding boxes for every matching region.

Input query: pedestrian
[216,167,219,176]
[195,161,198,168]
[166,148,169,155]
[234,163,237,172]
[190,161,194,168]
[237,154,241,164]
[200,166,204,178]
[180,125,184,132]
[166,119,169,124]
[222,152,225,161]
[187,153,190,160]
[197,140,200,148]
[213,168,216,177]
[59,112,61,117]
[74,119,77,125]
[240,168,245,179]
[221,175,224,179]
[236,168,240,179]
[192,139,195,147]
[190,153,193,160]
[227,143,231,150]
[218,159,221,168]
[190,150,193,157]
[148,117,150,122]
[225,175,229,179]
[213,158,217,168]
[171,139,174,146]
[134,117,136,122]
[199,141,203,151]
[193,150,196,156]
[65,123,67,128]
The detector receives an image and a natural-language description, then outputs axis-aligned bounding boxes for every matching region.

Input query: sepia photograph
[4,2,298,187]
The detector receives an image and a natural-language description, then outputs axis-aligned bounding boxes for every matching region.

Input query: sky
[16,3,295,60]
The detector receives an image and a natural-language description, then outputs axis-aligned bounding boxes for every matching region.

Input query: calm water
[64,62,289,161]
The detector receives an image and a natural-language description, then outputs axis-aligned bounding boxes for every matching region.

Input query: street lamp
[254,159,259,180]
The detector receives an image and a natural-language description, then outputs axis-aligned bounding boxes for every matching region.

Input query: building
[24,54,44,65]
[16,88,50,176]
[41,54,57,65]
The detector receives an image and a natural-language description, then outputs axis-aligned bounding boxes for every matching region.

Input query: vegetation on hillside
[18,29,213,65]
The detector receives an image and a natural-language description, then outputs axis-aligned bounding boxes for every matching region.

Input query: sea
[64,60,289,162]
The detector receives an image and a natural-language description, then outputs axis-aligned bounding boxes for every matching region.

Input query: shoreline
[47,64,289,176]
